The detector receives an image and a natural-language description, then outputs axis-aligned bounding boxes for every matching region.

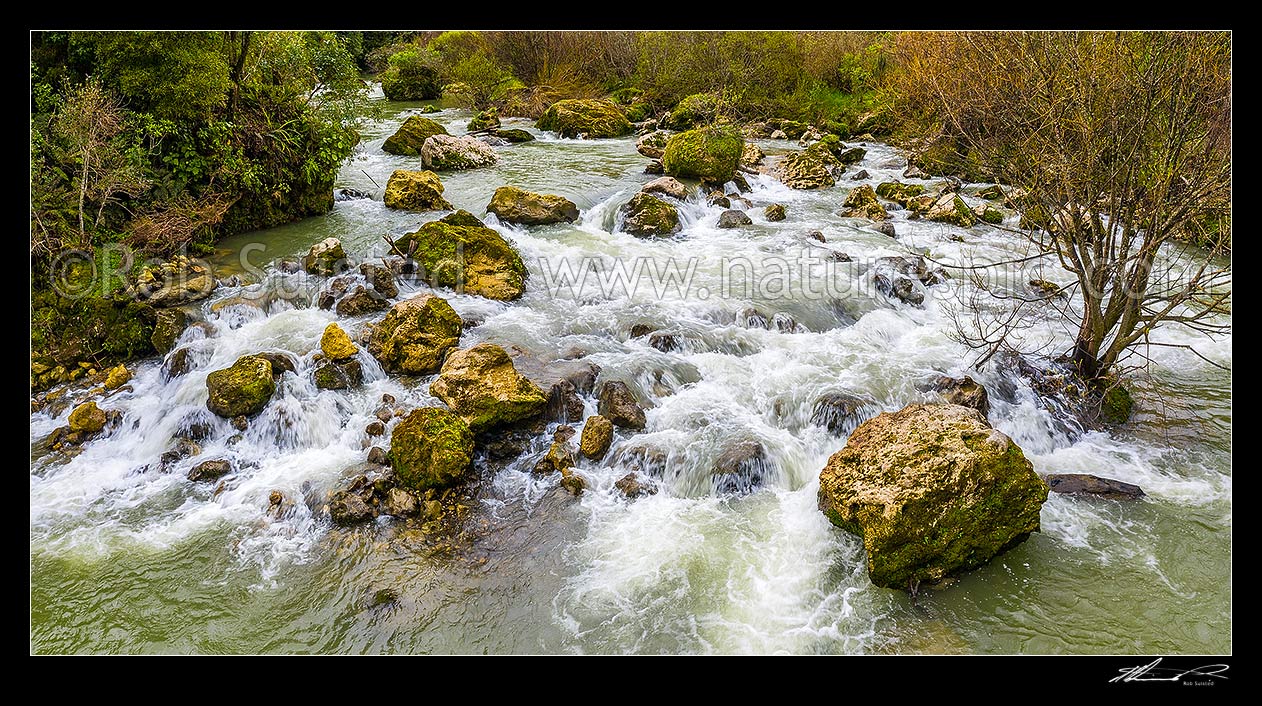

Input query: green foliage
[379,46,442,100]
[91,32,232,122]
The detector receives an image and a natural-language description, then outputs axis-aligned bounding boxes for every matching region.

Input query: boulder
[336,286,389,317]
[366,294,463,375]
[421,134,499,171]
[842,185,888,221]
[103,364,131,390]
[636,130,671,159]
[367,446,389,465]
[818,404,1047,590]
[467,107,500,132]
[428,343,549,432]
[597,381,646,430]
[560,467,588,495]
[188,459,233,482]
[533,441,576,474]
[389,407,474,491]
[774,151,836,190]
[925,193,979,227]
[741,142,765,167]
[493,128,534,143]
[163,347,193,379]
[314,358,363,390]
[381,487,421,516]
[329,490,375,525]
[68,401,107,433]
[615,472,656,499]
[619,193,681,237]
[392,210,528,300]
[206,355,276,418]
[304,238,349,276]
[718,209,752,228]
[875,274,924,306]
[320,323,358,362]
[1044,473,1145,500]
[151,308,189,353]
[579,415,614,460]
[837,146,866,164]
[649,332,680,351]
[537,99,632,138]
[383,169,454,211]
[764,203,786,222]
[382,116,449,156]
[874,222,897,238]
[922,375,990,418]
[850,169,869,180]
[486,186,579,225]
[662,127,743,184]
[875,181,925,207]
[711,439,771,494]
[360,263,399,299]
[810,392,874,435]
[641,176,692,201]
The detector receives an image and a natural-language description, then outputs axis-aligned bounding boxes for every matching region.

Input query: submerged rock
[597,381,646,430]
[389,407,475,491]
[392,210,528,300]
[366,294,463,375]
[619,192,681,237]
[383,169,454,211]
[422,134,499,171]
[842,185,888,221]
[537,99,632,138]
[429,343,548,432]
[1044,473,1145,500]
[818,403,1048,590]
[206,355,276,418]
[662,127,743,184]
[382,116,449,156]
[579,415,614,460]
[486,185,579,225]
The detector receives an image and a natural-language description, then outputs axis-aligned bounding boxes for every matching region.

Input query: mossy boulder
[664,92,720,131]
[320,323,358,362]
[1100,383,1134,425]
[314,358,363,390]
[429,343,549,432]
[68,401,107,433]
[392,210,529,300]
[662,128,743,184]
[367,294,462,375]
[818,403,1047,590]
[103,364,131,390]
[579,415,614,460]
[773,150,836,190]
[925,193,980,227]
[467,107,500,132]
[875,181,925,207]
[380,64,441,101]
[150,308,188,354]
[493,128,535,143]
[383,169,454,211]
[206,355,276,418]
[304,238,349,276]
[979,206,1005,224]
[389,407,475,491]
[537,99,632,138]
[382,116,449,156]
[421,134,499,171]
[619,193,681,238]
[486,186,579,225]
[764,203,786,222]
[842,185,888,221]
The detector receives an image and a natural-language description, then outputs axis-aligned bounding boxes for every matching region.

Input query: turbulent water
[29,94,1232,654]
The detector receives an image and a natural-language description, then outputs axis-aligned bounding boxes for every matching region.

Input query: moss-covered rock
[383,169,454,211]
[636,130,671,159]
[304,238,349,276]
[467,107,500,132]
[664,92,720,131]
[925,193,979,227]
[380,64,441,101]
[875,181,925,207]
[68,401,107,433]
[389,407,475,491]
[842,185,888,221]
[320,323,358,362]
[392,210,528,300]
[31,275,156,392]
[314,358,363,390]
[382,116,449,156]
[421,134,499,171]
[764,203,786,221]
[486,185,579,225]
[662,127,742,184]
[206,355,276,418]
[619,192,681,238]
[103,364,131,390]
[1099,383,1134,425]
[741,142,765,167]
[492,128,534,143]
[429,343,548,432]
[818,403,1047,590]
[537,99,632,138]
[150,308,188,354]
[579,414,614,460]
[979,206,1004,224]
[367,294,463,375]
[773,150,836,190]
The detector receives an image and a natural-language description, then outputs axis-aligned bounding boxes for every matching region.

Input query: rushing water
[29,95,1231,654]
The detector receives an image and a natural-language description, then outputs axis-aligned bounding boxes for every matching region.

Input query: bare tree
[896,31,1231,384]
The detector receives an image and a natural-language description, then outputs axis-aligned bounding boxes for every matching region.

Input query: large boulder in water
[421,134,499,171]
[819,404,1047,590]
[875,181,925,207]
[320,323,358,362]
[597,381,646,430]
[924,193,979,227]
[841,185,888,221]
[367,294,462,375]
[389,407,475,491]
[662,127,742,184]
[206,355,276,418]
[383,169,454,211]
[579,415,615,460]
[382,116,449,156]
[619,193,681,237]
[636,130,671,159]
[304,238,349,276]
[773,150,836,190]
[486,186,579,225]
[537,99,632,138]
[429,343,549,432]
[392,210,528,300]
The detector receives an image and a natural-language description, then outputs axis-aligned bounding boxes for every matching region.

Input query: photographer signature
[1110,658,1229,683]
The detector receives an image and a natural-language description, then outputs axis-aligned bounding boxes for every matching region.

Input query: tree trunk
[227,31,252,119]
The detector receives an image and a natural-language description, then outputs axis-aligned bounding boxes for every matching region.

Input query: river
[29,93,1232,654]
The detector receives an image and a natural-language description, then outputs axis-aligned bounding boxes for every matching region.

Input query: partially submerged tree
[897,31,1231,384]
